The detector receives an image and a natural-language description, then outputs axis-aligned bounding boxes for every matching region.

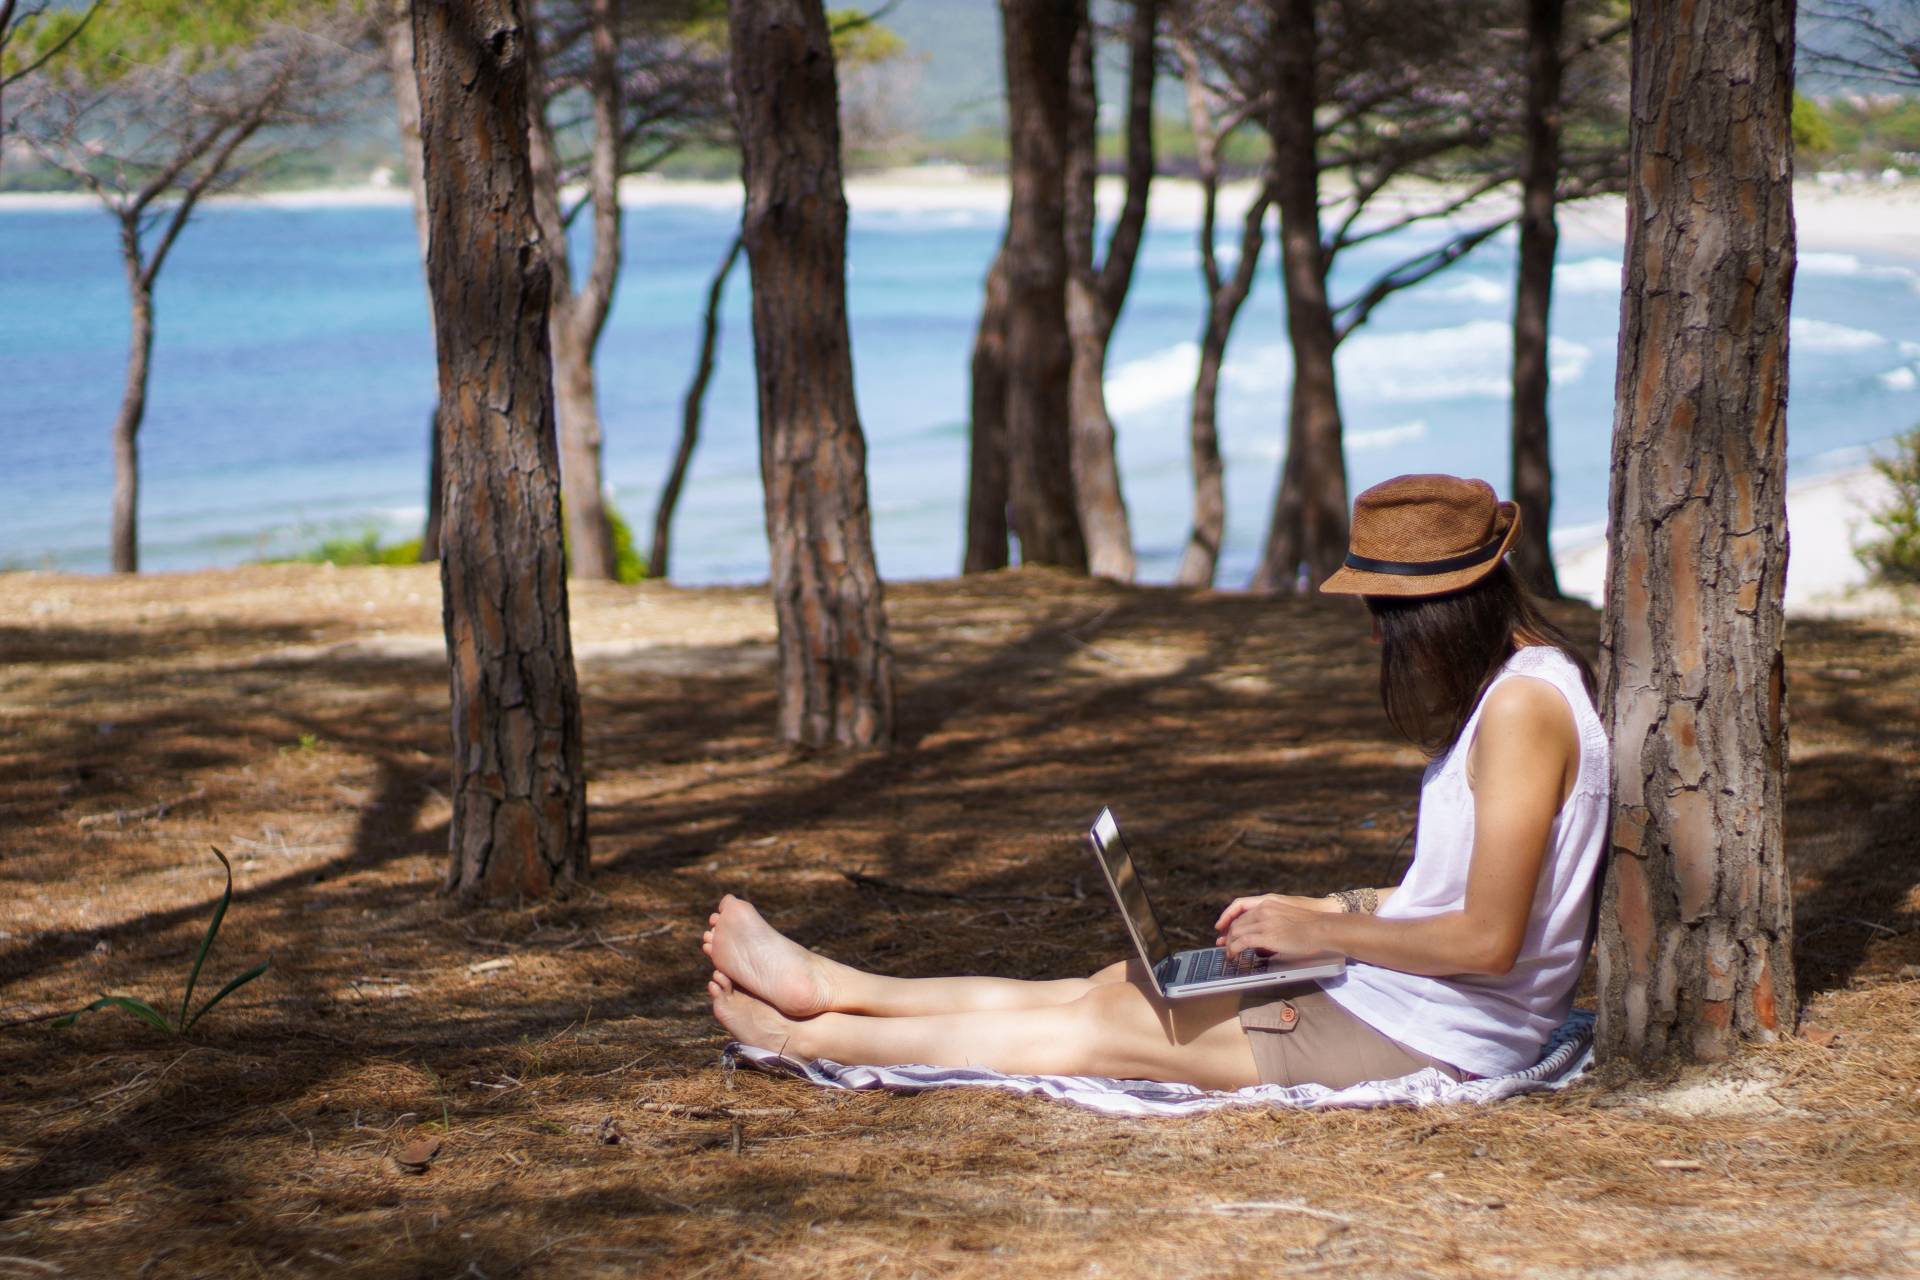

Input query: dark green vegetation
[280,507,647,584]
[1859,423,1920,585]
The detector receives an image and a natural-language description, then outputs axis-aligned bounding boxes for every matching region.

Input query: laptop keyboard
[1186,947,1267,983]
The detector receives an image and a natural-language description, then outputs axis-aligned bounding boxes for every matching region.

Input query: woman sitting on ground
[704,474,1610,1090]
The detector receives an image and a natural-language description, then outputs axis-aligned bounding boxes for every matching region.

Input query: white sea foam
[1193,319,1591,406]
[1794,250,1920,292]
[1791,316,1888,351]
[1105,341,1201,415]
[1877,365,1918,391]
[1554,257,1624,294]
[1348,421,1429,451]
[1798,251,1866,275]
[1428,276,1510,305]
[1336,319,1589,401]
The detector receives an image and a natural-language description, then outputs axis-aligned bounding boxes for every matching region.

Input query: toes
[712,970,734,994]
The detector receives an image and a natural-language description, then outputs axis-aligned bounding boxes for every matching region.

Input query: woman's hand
[1213,894,1340,962]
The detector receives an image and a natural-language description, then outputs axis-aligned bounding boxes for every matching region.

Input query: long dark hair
[1365,562,1596,757]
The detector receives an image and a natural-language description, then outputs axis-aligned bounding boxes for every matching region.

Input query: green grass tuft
[54,848,270,1036]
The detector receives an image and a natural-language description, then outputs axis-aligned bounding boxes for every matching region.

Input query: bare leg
[709,969,1259,1091]
[703,894,1129,1018]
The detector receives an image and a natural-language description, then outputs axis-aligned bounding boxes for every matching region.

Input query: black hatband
[1342,534,1506,577]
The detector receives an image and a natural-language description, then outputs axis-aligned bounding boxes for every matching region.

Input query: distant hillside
[882,0,1008,138]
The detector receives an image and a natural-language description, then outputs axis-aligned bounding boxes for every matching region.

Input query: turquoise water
[3,194,1917,584]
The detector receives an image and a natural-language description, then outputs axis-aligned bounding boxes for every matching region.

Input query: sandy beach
[1554,463,1907,617]
[10,163,1920,252]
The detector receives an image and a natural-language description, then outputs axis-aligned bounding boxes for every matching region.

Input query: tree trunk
[385,0,444,561]
[1509,0,1564,598]
[652,231,743,581]
[413,0,589,901]
[1171,21,1267,589]
[523,15,618,582]
[1178,181,1272,589]
[964,246,1012,574]
[1063,0,1152,583]
[1251,0,1348,593]
[729,0,895,750]
[549,325,617,578]
[998,0,1087,571]
[422,405,444,562]
[110,271,152,575]
[1596,0,1797,1066]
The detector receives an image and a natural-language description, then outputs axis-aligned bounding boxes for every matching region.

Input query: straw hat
[1318,474,1522,598]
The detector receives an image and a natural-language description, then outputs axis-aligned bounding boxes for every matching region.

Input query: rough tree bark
[1063,0,1156,582]
[963,246,1012,574]
[1509,0,1565,597]
[413,0,589,900]
[729,0,895,749]
[1250,0,1348,593]
[1172,24,1271,588]
[525,0,620,581]
[998,0,1087,571]
[1596,0,1798,1065]
[382,0,445,562]
[651,232,743,580]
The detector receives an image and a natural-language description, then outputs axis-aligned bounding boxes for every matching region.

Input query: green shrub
[282,530,423,567]
[1858,424,1920,587]
[278,506,644,582]
[1793,93,1835,156]
[607,506,647,585]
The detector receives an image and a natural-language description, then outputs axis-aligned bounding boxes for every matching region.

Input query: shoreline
[8,462,1903,620]
[1553,462,1907,618]
[4,167,1918,258]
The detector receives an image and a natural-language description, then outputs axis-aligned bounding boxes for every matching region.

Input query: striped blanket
[725,1010,1595,1117]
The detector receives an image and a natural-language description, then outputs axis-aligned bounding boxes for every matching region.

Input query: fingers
[1214,896,1259,932]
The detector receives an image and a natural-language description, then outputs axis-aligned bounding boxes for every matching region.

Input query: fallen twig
[75,789,207,829]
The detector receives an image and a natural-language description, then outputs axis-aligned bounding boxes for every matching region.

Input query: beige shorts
[1239,985,1469,1088]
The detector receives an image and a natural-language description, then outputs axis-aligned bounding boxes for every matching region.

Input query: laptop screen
[1088,809,1173,969]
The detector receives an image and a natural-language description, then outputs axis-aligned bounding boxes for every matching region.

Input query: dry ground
[0,565,1915,1279]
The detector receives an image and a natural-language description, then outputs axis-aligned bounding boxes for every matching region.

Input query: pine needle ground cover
[0,566,1914,1278]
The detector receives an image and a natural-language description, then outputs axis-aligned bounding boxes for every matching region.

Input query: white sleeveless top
[1318,645,1611,1078]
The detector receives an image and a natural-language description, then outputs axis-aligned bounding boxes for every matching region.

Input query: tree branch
[1094,0,1158,327]
[1332,217,1512,345]
[0,0,98,90]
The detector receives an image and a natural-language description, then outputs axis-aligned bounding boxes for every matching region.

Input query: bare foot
[709,971,805,1057]
[701,894,835,1017]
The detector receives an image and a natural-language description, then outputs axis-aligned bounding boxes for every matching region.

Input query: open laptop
[1088,807,1345,1000]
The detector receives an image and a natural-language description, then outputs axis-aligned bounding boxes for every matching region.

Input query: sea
[3,187,1918,586]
